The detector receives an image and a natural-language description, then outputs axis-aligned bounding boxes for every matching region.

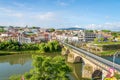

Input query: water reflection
[0,54,32,80]
[0,54,31,65]
[68,63,91,80]
[68,63,82,80]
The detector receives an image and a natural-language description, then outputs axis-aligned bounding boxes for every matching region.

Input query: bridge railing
[61,41,120,72]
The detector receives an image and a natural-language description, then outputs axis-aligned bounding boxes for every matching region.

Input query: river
[0,53,120,80]
[0,53,82,80]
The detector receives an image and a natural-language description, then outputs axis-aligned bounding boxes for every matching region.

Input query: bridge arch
[74,56,84,63]
[92,69,102,80]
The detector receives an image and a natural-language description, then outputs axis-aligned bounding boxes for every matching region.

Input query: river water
[0,53,83,80]
[0,53,120,80]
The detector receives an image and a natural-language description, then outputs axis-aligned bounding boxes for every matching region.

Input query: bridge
[61,42,120,79]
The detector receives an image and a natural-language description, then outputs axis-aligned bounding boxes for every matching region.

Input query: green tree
[100,37,104,42]
[24,55,71,80]
[49,28,55,32]
[112,32,119,37]
[47,41,54,52]
[86,30,93,32]
[102,30,111,33]
[39,43,46,53]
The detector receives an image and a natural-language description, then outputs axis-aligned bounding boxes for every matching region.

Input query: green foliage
[0,27,6,32]
[100,50,116,56]
[0,40,61,53]
[102,44,120,51]
[85,30,93,32]
[9,75,21,80]
[102,30,111,33]
[49,28,55,32]
[100,38,104,42]
[24,55,71,80]
[38,40,61,53]
[111,32,120,37]
[115,73,120,79]
[0,41,39,51]
[94,38,99,42]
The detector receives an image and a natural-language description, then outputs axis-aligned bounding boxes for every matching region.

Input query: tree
[86,30,93,33]
[100,37,104,42]
[39,43,47,53]
[102,30,111,33]
[49,28,55,32]
[112,32,119,37]
[24,55,71,80]
[47,41,54,52]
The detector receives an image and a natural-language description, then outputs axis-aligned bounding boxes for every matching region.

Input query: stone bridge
[61,42,120,79]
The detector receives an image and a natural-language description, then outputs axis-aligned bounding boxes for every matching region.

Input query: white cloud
[33,12,55,21]
[0,7,13,12]
[56,0,69,6]
[74,25,81,28]
[0,7,24,18]
[84,22,120,31]
[10,13,24,18]
[59,2,68,6]
[13,2,25,7]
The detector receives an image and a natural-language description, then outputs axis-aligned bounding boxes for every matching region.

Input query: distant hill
[58,27,84,30]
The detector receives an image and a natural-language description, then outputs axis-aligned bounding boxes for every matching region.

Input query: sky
[0,0,120,30]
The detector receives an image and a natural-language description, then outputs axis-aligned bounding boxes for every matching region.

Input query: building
[78,30,96,42]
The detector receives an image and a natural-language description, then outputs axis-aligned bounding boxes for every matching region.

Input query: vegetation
[0,40,38,51]
[48,28,55,32]
[101,30,111,33]
[102,44,120,50]
[94,40,120,45]
[99,50,116,56]
[9,75,21,80]
[115,73,120,79]
[0,40,61,54]
[85,30,93,32]
[10,55,71,80]
[111,32,120,37]
[0,27,6,32]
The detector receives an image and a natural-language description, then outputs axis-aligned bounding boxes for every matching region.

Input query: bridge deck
[62,42,120,72]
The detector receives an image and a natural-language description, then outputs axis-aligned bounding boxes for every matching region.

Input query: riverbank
[99,50,117,56]
[0,50,61,56]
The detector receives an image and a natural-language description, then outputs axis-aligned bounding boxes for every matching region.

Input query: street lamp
[112,51,120,69]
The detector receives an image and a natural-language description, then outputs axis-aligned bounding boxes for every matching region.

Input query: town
[0,26,120,44]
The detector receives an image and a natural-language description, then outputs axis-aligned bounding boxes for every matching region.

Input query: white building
[78,30,96,42]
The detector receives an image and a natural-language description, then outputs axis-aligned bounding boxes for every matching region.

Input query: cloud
[56,0,69,6]
[13,2,25,7]
[0,7,13,12]
[33,12,56,21]
[0,7,24,18]
[84,22,120,31]
[59,2,68,6]
[74,25,81,28]
[9,13,24,18]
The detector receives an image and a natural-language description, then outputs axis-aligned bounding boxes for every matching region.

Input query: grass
[93,41,120,46]
[99,50,116,56]
[90,41,120,56]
